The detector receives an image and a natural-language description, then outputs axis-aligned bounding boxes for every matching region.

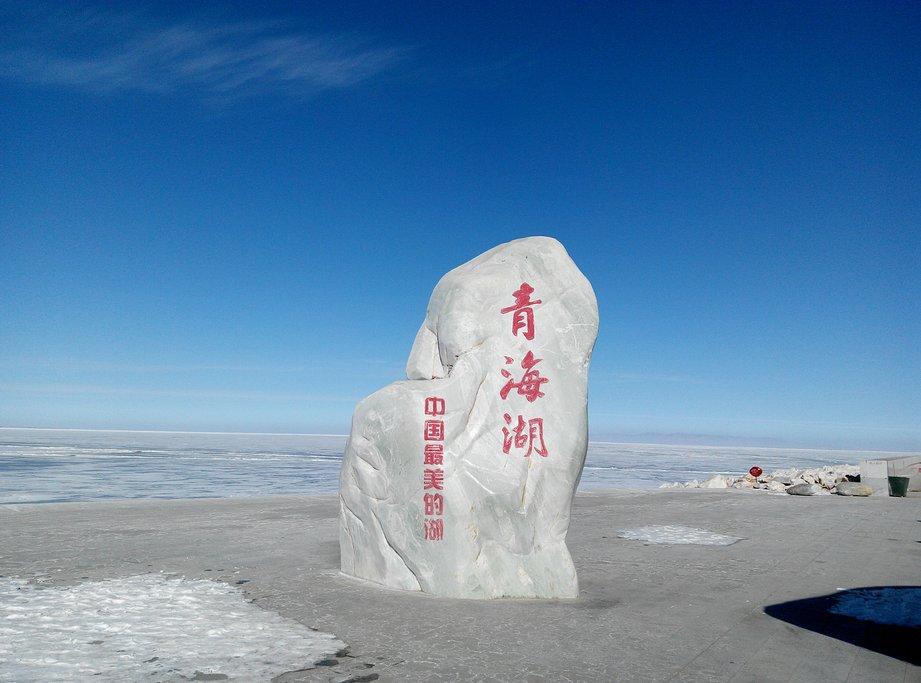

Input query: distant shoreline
[2,428,916,505]
[2,426,918,455]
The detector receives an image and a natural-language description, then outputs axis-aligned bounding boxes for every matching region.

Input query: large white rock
[338,237,598,598]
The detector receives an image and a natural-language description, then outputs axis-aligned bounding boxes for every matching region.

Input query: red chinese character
[423,444,444,465]
[424,396,446,416]
[500,282,542,340]
[423,468,444,490]
[423,420,444,441]
[424,518,444,541]
[499,351,549,402]
[423,492,444,516]
[502,413,549,457]
[502,413,527,452]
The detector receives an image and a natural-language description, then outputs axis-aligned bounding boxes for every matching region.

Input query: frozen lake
[0,428,903,505]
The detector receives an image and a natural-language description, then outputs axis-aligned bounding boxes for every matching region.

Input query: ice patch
[829,587,921,627]
[0,574,344,681]
[617,525,741,545]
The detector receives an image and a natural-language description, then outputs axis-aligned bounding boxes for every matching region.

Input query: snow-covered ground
[0,574,343,681]
[0,428,912,504]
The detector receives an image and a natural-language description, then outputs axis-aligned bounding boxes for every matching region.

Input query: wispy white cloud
[0,5,408,98]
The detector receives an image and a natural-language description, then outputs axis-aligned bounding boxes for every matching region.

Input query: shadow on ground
[764,586,921,665]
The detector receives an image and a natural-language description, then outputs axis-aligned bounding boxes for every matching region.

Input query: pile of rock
[661,464,869,496]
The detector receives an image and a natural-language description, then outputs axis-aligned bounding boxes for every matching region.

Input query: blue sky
[1,1,918,449]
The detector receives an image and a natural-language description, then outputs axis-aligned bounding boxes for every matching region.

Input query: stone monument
[339,236,598,598]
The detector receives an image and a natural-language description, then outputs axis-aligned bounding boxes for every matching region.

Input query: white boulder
[835,482,874,497]
[338,237,599,599]
[701,474,733,489]
[787,483,824,496]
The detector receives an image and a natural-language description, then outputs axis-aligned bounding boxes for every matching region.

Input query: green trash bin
[888,476,910,497]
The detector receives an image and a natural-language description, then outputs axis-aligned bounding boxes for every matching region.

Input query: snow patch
[0,574,343,681]
[617,525,741,545]
[829,587,921,627]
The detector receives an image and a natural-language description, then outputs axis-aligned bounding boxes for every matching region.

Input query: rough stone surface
[835,482,874,497]
[764,480,788,493]
[338,237,598,598]
[663,464,864,497]
[787,483,823,496]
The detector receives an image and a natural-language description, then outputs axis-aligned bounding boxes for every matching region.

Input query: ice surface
[0,429,346,504]
[829,587,921,627]
[1,428,911,504]
[0,574,343,681]
[617,525,742,545]
[580,442,871,490]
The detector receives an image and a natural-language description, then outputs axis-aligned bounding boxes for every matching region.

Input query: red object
[423,419,445,441]
[423,396,446,416]
[423,444,444,465]
[423,493,445,516]
[424,518,444,541]
[749,466,763,477]
[499,350,550,403]
[501,282,542,340]
[423,468,445,491]
[501,413,549,457]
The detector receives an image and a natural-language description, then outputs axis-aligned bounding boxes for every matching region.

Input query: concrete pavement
[2,489,919,681]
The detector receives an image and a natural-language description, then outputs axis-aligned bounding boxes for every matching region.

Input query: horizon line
[2,426,918,455]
